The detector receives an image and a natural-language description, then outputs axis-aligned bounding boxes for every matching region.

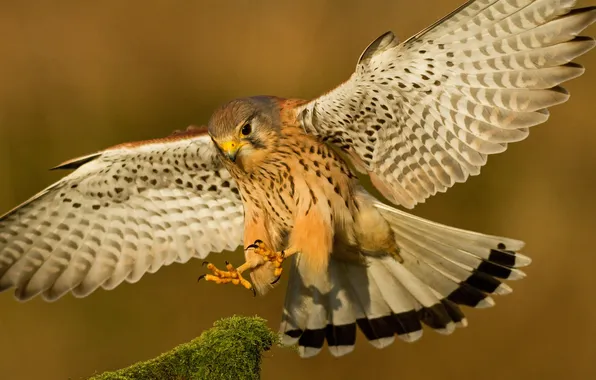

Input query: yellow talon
[246,240,287,284]
[198,261,255,295]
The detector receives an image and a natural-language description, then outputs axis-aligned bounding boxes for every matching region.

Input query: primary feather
[297,0,596,208]
[0,129,244,301]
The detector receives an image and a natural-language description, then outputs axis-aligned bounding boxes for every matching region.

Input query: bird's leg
[246,239,297,284]
[199,240,297,292]
[198,261,256,296]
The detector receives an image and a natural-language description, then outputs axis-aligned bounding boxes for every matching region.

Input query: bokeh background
[0,1,595,379]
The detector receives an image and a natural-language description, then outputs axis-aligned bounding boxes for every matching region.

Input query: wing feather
[297,0,595,207]
[0,127,244,301]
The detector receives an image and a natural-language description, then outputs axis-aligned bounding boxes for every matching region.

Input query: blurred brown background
[0,1,595,379]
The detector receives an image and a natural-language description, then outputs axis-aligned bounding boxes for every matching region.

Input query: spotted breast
[227,125,359,253]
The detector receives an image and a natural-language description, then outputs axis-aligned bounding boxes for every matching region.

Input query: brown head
[208,96,282,172]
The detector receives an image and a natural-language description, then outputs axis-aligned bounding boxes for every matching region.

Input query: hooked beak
[220,140,242,162]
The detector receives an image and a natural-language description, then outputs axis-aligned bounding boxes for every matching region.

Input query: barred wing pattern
[297,0,596,208]
[0,128,244,301]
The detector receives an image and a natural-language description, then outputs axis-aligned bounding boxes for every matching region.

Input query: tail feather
[394,223,513,298]
[278,256,311,346]
[325,262,358,357]
[399,244,495,308]
[365,260,422,342]
[343,261,397,349]
[440,298,467,328]
[376,202,531,267]
[279,202,530,357]
[386,207,529,283]
[383,258,456,335]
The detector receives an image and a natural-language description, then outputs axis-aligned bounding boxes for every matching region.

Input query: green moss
[88,315,280,380]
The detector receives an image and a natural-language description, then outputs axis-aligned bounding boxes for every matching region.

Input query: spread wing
[296,0,596,208]
[0,127,244,301]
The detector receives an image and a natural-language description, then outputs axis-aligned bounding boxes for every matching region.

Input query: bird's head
[208,96,281,172]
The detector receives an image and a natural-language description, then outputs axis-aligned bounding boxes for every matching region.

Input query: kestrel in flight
[1,0,595,357]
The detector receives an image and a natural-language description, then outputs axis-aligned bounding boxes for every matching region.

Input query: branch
[88,315,280,380]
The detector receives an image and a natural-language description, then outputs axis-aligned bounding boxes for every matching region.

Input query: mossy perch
[89,315,280,380]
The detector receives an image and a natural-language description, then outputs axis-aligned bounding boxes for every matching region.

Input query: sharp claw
[280,250,285,259]
[271,276,282,285]
[199,261,255,293]
[202,261,210,267]
[254,239,263,244]
[245,244,257,250]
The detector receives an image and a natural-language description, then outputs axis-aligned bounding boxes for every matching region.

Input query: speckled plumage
[1,0,595,358]
[297,0,596,208]
[0,129,244,301]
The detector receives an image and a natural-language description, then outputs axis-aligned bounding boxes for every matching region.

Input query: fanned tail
[279,201,530,357]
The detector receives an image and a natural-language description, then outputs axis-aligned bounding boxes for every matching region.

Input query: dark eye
[241,123,252,136]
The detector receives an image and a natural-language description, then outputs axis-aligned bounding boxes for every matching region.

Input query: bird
[1,0,595,358]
